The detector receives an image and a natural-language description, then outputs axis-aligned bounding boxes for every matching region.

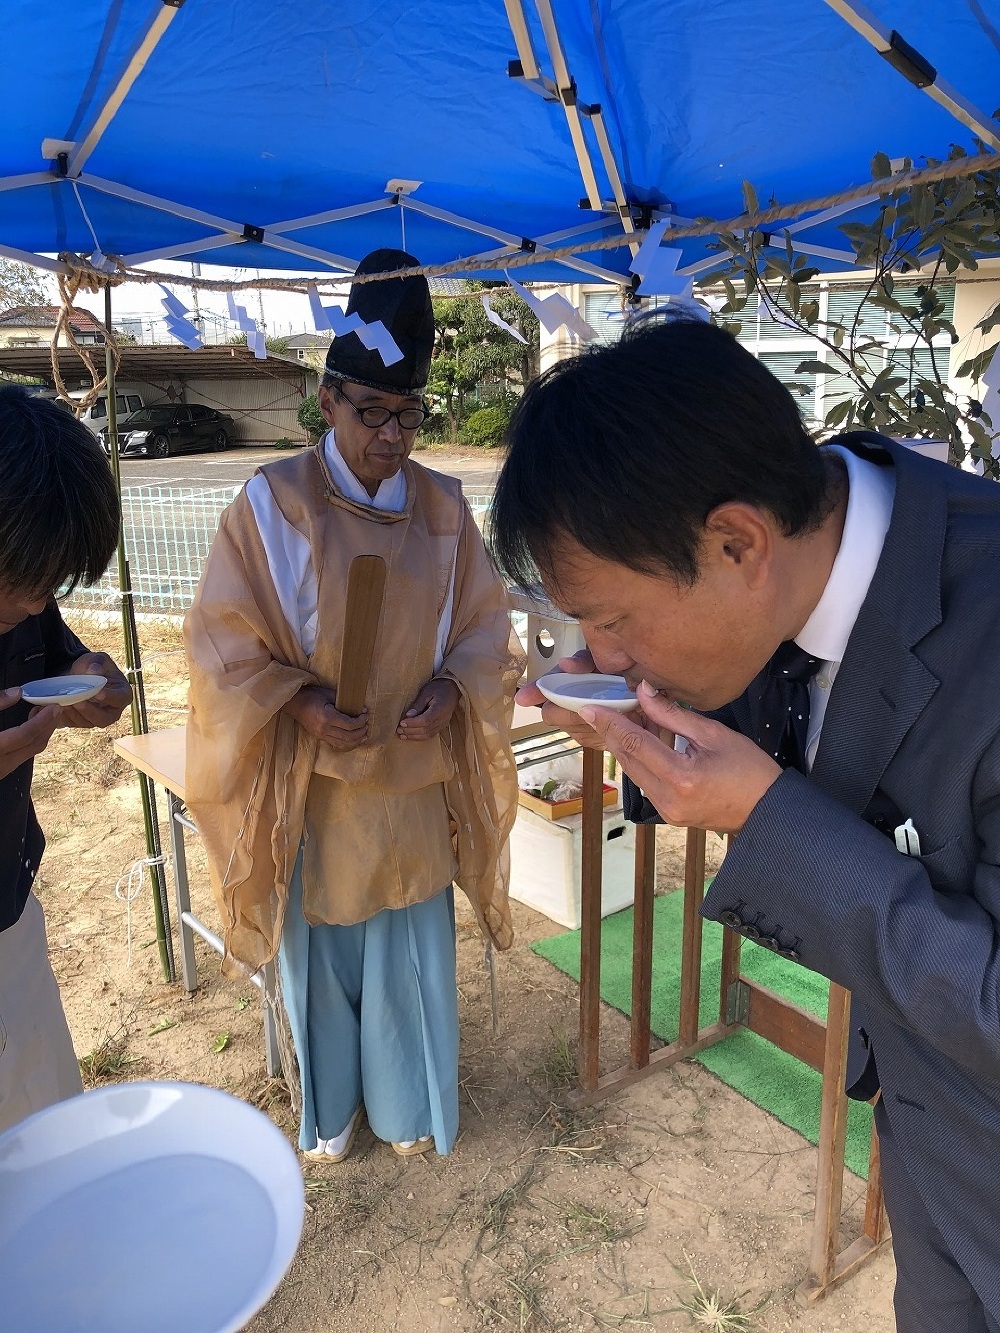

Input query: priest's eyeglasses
[337,383,429,431]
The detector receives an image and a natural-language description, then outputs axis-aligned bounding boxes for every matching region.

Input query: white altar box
[509,802,636,930]
[507,586,587,681]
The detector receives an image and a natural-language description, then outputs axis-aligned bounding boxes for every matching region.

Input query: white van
[69,391,145,435]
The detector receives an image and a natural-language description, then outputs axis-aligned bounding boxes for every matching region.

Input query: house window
[581,281,955,429]
[732,282,956,428]
[583,291,676,346]
[583,292,629,344]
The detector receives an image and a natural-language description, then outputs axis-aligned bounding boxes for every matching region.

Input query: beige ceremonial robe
[184,445,523,976]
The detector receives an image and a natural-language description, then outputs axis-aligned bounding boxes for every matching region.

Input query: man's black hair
[0,386,120,596]
[488,315,830,589]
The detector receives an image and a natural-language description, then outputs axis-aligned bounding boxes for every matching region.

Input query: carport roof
[0,343,311,387]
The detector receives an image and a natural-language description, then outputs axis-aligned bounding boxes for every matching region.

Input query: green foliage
[0,258,47,312]
[296,393,327,439]
[418,409,451,442]
[699,144,1000,475]
[273,436,295,450]
[428,282,539,441]
[462,398,514,448]
[228,332,290,355]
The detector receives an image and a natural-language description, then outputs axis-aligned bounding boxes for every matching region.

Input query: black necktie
[755,640,821,773]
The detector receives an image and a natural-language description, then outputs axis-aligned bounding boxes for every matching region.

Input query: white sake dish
[0,1081,305,1333]
[19,674,107,706]
[535,672,639,713]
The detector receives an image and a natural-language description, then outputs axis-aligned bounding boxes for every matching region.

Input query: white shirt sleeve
[434,556,457,674]
[245,473,319,656]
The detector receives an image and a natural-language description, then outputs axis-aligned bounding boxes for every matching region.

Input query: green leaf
[742,180,759,215]
[763,253,792,280]
[871,152,894,180]
[213,1033,230,1054]
[540,779,559,799]
[148,1018,177,1036]
[957,348,998,382]
[795,360,830,376]
[824,400,852,429]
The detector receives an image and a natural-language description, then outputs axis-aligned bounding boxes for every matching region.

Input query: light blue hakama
[279,855,460,1155]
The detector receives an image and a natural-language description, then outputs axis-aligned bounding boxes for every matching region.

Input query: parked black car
[101,404,236,458]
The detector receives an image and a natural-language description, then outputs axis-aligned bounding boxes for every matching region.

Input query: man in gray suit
[489,315,1000,1332]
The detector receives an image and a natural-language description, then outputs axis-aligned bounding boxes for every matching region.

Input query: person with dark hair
[0,385,131,1135]
[185,251,523,1162]
[491,314,1000,1331]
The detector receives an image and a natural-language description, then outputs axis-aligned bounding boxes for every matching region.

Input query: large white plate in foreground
[0,1081,304,1333]
[535,672,639,713]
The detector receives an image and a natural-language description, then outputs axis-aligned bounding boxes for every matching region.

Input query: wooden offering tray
[517,782,618,821]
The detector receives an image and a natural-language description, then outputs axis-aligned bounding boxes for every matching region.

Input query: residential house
[0,305,106,349]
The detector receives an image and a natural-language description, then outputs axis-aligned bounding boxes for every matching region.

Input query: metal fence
[68,485,495,616]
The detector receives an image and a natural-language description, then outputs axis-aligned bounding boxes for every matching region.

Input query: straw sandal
[391,1135,434,1158]
[303,1106,363,1163]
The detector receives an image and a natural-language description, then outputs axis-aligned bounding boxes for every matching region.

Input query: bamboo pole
[103,286,174,981]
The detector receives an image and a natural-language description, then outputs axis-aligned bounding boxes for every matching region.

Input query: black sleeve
[623,700,743,824]
[40,600,89,674]
[622,774,663,824]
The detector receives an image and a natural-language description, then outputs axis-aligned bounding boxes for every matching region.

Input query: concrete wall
[97,367,318,445]
[950,257,1000,400]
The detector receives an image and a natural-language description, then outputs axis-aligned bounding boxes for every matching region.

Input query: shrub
[419,410,451,443]
[462,401,513,449]
[273,437,295,450]
[296,394,327,440]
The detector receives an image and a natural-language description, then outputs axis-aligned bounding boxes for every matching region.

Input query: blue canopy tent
[1,0,998,290]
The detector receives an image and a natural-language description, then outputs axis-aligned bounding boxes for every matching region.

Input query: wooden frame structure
[568,748,891,1304]
[113,728,283,1078]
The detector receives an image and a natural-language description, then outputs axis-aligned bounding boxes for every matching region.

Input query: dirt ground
[32,611,898,1332]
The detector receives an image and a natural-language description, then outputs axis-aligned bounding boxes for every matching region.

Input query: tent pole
[103,285,175,982]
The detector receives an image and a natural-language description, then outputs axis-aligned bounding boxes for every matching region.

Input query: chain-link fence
[68,485,242,615]
[67,485,495,617]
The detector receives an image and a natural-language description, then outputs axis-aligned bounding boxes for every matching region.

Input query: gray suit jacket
[627,433,1000,1313]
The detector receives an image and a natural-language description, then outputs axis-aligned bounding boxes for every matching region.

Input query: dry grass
[537,1031,576,1090]
[671,1256,765,1331]
[560,1201,631,1244]
[78,1000,143,1086]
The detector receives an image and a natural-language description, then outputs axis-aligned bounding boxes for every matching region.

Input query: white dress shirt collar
[795,444,896,664]
[322,430,407,513]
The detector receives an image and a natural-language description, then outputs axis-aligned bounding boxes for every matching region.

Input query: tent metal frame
[823,0,1000,150]
[1,0,994,295]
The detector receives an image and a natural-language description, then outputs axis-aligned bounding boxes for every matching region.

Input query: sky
[47,260,350,344]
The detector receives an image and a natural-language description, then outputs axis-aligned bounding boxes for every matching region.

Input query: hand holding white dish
[534,672,639,713]
[19,674,107,707]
